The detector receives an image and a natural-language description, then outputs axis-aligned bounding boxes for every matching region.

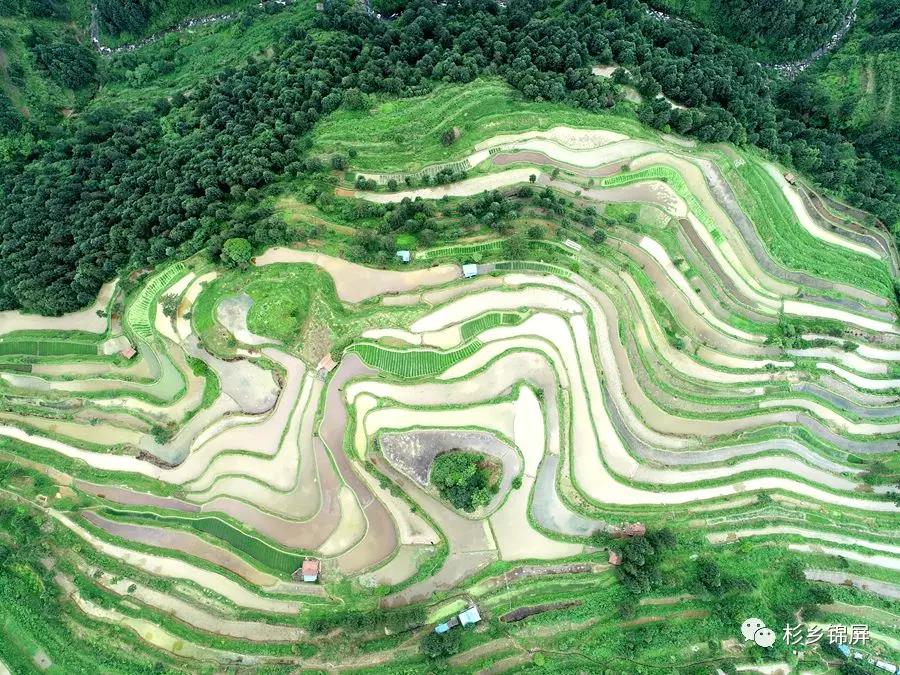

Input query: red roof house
[295,559,320,583]
[608,550,622,566]
[119,346,137,359]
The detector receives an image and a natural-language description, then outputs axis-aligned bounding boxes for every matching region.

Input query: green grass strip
[417,239,505,261]
[494,260,572,277]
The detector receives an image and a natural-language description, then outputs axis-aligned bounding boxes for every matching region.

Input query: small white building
[563,238,582,252]
[462,264,479,278]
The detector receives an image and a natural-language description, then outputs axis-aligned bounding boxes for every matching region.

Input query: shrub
[421,629,462,657]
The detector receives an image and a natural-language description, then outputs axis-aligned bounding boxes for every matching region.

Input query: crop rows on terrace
[460,312,524,341]
[350,339,484,379]
[124,263,188,340]
[0,339,99,357]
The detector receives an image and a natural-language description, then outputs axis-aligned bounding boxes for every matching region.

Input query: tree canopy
[430,451,498,512]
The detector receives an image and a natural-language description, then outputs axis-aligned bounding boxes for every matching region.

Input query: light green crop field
[0,339,98,357]
[460,312,524,341]
[350,339,484,379]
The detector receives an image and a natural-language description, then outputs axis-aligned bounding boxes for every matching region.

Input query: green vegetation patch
[417,239,505,262]
[460,312,524,341]
[0,338,98,357]
[349,339,483,379]
[733,160,894,298]
[430,451,500,512]
[244,274,311,343]
[193,263,327,352]
[101,507,306,576]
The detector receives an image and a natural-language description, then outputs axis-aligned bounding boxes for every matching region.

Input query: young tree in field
[612,527,677,594]
[159,293,180,318]
[526,224,546,239]
[221,237,253,267]
[502,233,529,259]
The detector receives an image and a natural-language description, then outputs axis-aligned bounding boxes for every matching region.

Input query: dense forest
[0,0,898,315]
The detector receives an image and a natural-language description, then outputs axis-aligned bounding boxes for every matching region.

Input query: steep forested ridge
[0,0,898,315]
[650,0,855,60]
[777,0,900,174]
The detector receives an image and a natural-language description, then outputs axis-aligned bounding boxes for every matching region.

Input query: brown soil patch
[473,562,605,595]
[493,151,627,178]
[276,196,358,236]
[450,638,518,667]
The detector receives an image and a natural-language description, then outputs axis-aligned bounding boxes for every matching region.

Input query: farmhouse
[396,250,411,263]
[119,346,137,359]
[293,559,320,583]
[462,263,479,278]
[783,172,797,185]
[435,605,481,633]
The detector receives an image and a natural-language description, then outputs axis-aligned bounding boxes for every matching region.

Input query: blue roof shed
[396,250,411,263]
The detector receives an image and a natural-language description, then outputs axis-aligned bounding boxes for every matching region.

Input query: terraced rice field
[1,115,898,671]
